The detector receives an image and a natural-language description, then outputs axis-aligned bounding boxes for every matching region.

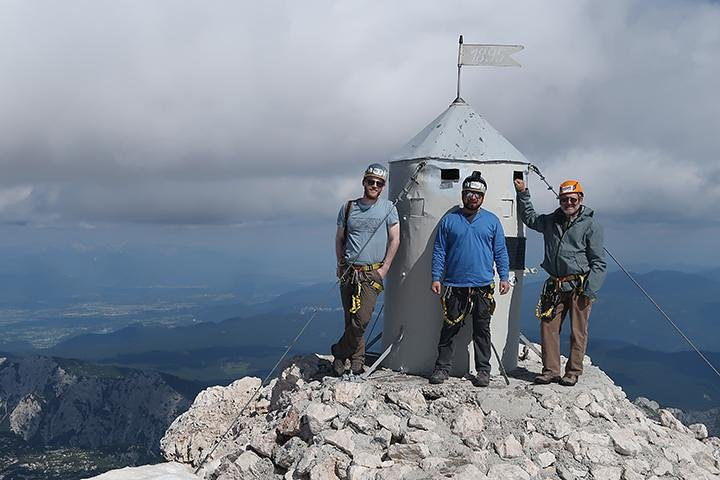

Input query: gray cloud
[0,0,718,227]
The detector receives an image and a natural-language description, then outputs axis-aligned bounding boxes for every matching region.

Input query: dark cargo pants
[333,270,383,368]
[435,286,495,374]
[540,290,592,377]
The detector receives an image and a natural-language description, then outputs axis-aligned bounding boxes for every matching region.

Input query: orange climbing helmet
[559,180,584,196]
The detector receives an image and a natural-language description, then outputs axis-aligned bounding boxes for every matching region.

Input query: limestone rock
[572,406,592,425]
[452,463,489,480]
[347,415,376,435]
[621,466,644,480]
[659,408,687,433]
[277,406,301,437]
[248,431,277,458]
[352,452,382,469]
[652,458,673,476]
[332,382,368,408]
[303,402,338,435]
[376,414,402,438]
[487,463,530,480]
[309,456,340,480]
[451,405,485,438]
[536,451,556,468]
[402,429,443,445]
[608,428,642,456]
[690,423,709,440]
[225,450,274,479]
[385,389,427,414]
[273,436,307,469]
[386,443,430,462]
[494,433,524,458]
[586,401,613,421]
[557,462,589,480]
[323,429,355,456]
[145,353,720,480]
[407,415,435,431]
[542,416,573,439]
[591,465,622,480]
[574,392,592,409]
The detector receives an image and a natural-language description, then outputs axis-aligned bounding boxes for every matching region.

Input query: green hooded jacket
[517,189,607,299]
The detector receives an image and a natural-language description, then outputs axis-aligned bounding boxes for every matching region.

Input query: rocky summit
[156,346,720,480]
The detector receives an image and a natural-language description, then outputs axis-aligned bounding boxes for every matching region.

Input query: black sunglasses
[365,179,385,187]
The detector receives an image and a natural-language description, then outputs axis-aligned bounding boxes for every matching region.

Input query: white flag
[460,44,524,67]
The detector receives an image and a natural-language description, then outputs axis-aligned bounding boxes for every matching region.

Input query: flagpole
[456,34,463,101]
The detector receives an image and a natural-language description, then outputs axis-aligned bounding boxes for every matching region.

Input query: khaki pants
[540,290,592,377]
[333,270,383,367]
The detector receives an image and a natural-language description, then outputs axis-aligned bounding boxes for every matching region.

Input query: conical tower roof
[391,98,527,163]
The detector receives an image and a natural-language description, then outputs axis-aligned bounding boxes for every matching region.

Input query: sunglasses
[559,197,580,205]
[463,190,484,198]
[365,179,385,187]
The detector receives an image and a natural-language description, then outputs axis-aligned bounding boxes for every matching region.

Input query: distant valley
[3,269,717,411]
[1,256,719,479]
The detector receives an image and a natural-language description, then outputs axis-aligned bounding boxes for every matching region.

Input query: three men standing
[429,173,510,387]
[331,164,400,376]
[514,178,607,386]
[331,166,604,388]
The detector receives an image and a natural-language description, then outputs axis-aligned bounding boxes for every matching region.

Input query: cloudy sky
[1,0,718,272]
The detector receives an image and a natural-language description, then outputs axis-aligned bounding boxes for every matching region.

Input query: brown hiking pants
[333,270,383,367]
[540,290,592,377]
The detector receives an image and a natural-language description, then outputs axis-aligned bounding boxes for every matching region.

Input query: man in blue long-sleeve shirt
[429,173,510,387]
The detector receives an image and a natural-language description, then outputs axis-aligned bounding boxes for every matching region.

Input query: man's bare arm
[335,226,345,277]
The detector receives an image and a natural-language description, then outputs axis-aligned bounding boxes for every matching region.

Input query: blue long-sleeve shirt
[431,208,509,287]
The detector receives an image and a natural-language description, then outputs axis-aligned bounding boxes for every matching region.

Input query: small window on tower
[501,198,514,218]
[441,169,460,181]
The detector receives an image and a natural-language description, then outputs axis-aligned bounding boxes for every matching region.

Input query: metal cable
[193,162,427,474]
[193,308,320,474]
[603,248,720,379]
[526,162,720,380]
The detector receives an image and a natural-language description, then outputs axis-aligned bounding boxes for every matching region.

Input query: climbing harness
[192,162,427,475]
[535,273,586,320]
[441,287,475,326]
[346,264,384,314]
[441,284,495,326]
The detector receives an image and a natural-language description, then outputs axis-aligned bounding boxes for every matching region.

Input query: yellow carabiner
[349,282,362,314]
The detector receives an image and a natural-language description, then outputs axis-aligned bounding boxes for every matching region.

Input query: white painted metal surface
[383,98,529,377]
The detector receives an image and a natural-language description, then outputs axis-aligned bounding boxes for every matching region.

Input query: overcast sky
[1,0,718,270]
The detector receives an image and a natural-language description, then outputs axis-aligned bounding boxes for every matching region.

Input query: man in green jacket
[514,178,607,386]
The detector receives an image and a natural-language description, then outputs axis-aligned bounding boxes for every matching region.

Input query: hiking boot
[331,345,346,376]
[350,361,365,375]
[332,358,346,376]
[429,369,449,385]
[559,374,578,386]
[471,371,490,387]
[533,373,561,385]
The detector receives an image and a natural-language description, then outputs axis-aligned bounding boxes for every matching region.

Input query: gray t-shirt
[337,198,399,265]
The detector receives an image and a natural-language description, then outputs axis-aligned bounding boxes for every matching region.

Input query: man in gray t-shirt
[331,163,400,376]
